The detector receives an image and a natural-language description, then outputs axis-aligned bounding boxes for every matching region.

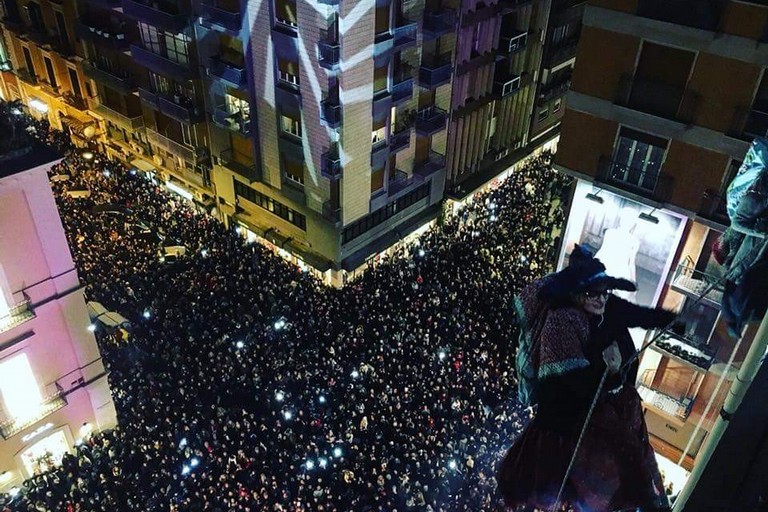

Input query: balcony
[413,150,446,179]
[391,71,414,105]
[82,61,134,93]
[596,156,673,204]
[670,262,724,307]
[321,99,341,128]
[616,74,698,126]
[0,385,67,440]
[139,89,204,123]
[0,299,34,335]
[415,106,447,137]
[494,73,522,98]
[389,127,410,153]
[93,103,144,131]
[75,20,129,50]
[546,36,578,66]
[130,45,196,80]
[322,200,341,223]
[122,0,189,31]
[321,146,341,179]
[393,19,418,50]
[200,2,241,33]
[418,54,452,89]
[538,78,571,105]
[212,105,251,135]
[500,30,528,56]
[220,149,257,179]
[388,169,411,195]
[16,68,37,85]
[651,331,717,371]
[318,32,340,71]
[422,9,456,40]
[208,56,247,88]
[146,128,206,164]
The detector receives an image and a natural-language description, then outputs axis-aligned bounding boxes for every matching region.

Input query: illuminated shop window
[0,353,43,423]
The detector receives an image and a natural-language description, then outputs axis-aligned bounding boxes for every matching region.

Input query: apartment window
[281,114,302,138]
[24,2,44,32]
[225,94,249,119]
[537,108,549,122]
[0,354,43,422]
[375,5,390,35]
[278,57,299,86]
[552,24,571,45]
[234,179,307,230]
[43,56,57,89]
[68,68,82,98]
[372,125,387,145]
[283,157,305,185]
[274,0,297,27]
[371,165,385,192]
[139,23,162,54]
[612,128,668,191]
[54,11,68,45]
[553,99,562,113]
[628,42,694,120]
[165,32,190,65]
[373,64,388,95]
[22,47,35,77]
[181,122,195,146]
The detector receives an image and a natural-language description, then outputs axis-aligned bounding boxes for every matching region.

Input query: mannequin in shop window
[594,209,640,302]
[714,137,768,338]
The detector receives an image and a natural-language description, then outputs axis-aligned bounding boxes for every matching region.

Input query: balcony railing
[388,169,411,195]
[318,31,340,71]
[670,262,724,307]
[93,103,144,131]
[538,77,571,104]
[651,331,717,371]
[0,385,67,440]
[500,30,528,56]
[83,61,134,93]
[139,88,203,123]
[390,127,411,153]
[220,149,257,179]
[422,9,456,40]
[321,146,341,179]
[392,69,414,105]
[596,156,673,203]
[393,19,418,50]
[208,56,246,87]
[122,0,189,31]
[15,67,37,85]
[616,74,698,125]
[415,106,447,136]
[0,299,34,334]
[638,381,693,421]
[130,45,196,80]
[418,54,452,89]
[75,20,129,49]
[321,99,342,128]
[212,105,251,135]
[546,36,578,65]
[146,128,203,163]
[200,2,241,32]
[413,150,446,178]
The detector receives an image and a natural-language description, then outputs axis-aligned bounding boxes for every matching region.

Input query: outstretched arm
[608,296,676,330]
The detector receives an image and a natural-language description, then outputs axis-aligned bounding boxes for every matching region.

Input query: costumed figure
[715,137,768,338]
[498,245,675,512]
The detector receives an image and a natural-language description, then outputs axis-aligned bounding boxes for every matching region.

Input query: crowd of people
[2,116,572,512]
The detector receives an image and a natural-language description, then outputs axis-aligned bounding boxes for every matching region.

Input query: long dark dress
[498,293,674,512]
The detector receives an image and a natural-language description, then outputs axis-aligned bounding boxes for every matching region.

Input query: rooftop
[0,100,62,180]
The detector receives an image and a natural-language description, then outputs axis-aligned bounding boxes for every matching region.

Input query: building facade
[0,130,116,493]
[554,0,768,489]
[0,0,579,284]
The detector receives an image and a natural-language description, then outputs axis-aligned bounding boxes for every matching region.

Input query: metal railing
[321,146,341,179]
[596,156,673,203]
[638,369,696,420]
[318,30,340,70]
[199,1,241,32]
[0,299,34,334]
[93,103,144,131]
[413,150,446,178]
[415,106,447,136]
[146,128,200,163]
[419,53,452,89]
[321,99,341,128]
[671,261,725,306]
[0,384,67,440]
[208,56,246,87]
[220,149,257,179]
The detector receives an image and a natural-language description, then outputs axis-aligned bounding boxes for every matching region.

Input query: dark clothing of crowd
[1,121,571,512]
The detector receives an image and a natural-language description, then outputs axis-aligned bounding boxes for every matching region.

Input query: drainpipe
[674,311,768,511]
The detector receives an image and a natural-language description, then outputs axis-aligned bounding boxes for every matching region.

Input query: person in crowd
[498,246,675,512]
[1,111,574,512]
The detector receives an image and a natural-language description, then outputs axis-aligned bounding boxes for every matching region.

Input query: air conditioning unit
[153,155,164,166]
